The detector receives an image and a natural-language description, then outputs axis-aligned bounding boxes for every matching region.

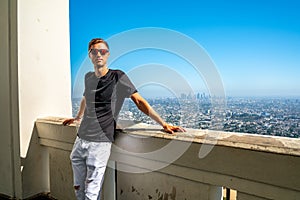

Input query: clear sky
[70,0,300,98]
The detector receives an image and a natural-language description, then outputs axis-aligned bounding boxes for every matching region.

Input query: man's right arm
[75,96,86,120]
[63,96,86,126]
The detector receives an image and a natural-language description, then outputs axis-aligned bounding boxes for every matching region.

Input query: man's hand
[63,118,75,126]
[163,123,186,134]
[62,117,81,126]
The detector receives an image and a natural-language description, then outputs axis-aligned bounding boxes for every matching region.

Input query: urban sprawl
[72,95,300,138]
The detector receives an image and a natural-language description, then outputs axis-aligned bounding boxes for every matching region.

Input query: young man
[63,38,185,200]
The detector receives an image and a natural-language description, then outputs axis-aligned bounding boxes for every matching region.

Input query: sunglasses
[89,48,109,56]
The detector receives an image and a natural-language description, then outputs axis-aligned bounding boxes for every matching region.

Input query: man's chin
[96,64,104,68]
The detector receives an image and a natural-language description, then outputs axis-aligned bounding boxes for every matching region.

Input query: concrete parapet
[35,117,300,200]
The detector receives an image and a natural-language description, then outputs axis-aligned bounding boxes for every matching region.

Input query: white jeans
[70,137,112,200]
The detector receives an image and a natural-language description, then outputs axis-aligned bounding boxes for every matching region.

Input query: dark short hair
[88,38,109,51]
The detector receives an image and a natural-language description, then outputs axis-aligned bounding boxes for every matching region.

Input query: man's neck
[94,66,109,77]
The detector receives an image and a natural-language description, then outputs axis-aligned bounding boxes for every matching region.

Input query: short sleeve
[116,70,137,98]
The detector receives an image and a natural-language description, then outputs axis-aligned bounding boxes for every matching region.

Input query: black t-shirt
[77,69,137,142]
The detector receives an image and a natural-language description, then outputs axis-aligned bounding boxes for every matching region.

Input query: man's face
[89,42,110,68]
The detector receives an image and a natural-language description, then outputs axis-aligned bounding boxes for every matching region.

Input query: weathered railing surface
[36,117,300,200]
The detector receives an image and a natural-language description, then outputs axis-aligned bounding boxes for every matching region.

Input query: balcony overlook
[1,1,299,199]
[32,116,300,200]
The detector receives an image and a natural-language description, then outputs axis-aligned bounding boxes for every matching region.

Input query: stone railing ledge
[36,117,300,156]
[123,123,300,157]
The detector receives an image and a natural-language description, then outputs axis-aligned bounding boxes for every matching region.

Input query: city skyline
[70,0,300,97]
[72,95,300,138]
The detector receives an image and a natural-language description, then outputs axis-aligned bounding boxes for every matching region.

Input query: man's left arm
[130,92,185,134]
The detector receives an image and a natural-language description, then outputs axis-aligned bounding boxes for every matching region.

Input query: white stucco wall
[18,0,72,157]
[0,0,71,198]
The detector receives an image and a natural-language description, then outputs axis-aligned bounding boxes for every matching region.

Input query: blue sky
[70,0,300,97]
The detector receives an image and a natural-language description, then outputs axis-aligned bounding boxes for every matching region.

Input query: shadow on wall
[21,123,50,199]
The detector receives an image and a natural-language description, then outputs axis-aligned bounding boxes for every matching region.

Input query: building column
[0,0,22,198]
